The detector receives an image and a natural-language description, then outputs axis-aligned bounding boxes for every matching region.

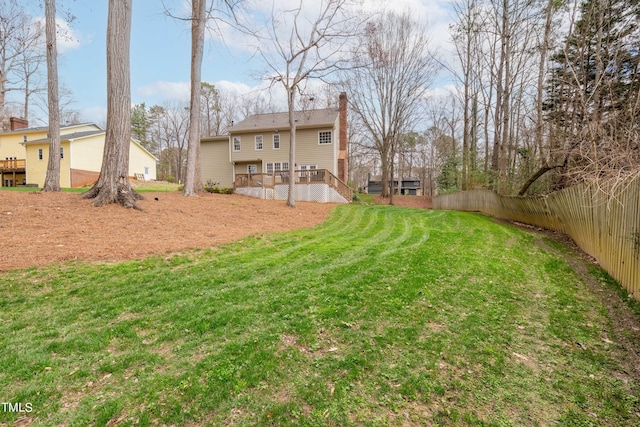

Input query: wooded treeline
[350,0,639,197]
[2,0,638,199]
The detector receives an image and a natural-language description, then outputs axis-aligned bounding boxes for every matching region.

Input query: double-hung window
[233,137,241,152]
[273,134,280,149]
[255,135,263,150]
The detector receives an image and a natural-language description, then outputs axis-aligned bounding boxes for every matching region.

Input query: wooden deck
[234,169,352,202]
[0,159,26,171]
[1,159,27,187]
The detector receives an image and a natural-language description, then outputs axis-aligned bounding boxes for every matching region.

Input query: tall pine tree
[544,0,640,188]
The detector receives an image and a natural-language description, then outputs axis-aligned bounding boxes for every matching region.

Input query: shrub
[204,180,234,194]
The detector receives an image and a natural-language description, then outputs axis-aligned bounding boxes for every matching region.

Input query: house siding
[230,126,338,174]
[201,138,234,187]
[69,135,105,172]
[0,133,27,160]
[129,141,157,181]
[199,96,350,203]
[25,141,71,187]
[1,123,157,188]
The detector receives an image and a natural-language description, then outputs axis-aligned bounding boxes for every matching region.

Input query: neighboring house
[367,175,421,196]
[201,92,351,203]
[0,119,157,188]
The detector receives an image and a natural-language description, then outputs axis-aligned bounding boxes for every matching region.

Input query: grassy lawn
[1,205,638,426]
[0,181,180,193]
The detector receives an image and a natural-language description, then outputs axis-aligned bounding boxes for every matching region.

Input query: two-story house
[0,119,157,188]
[201,92,350,203]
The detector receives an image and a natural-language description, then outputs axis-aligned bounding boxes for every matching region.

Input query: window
[233,137,241,152]
[266,162,289,174]
[247,164,257,174]
[255,135,263,150]
[299,164,318,179]
[319,131,332,144]
[23,135,27,142]
[38,148,43,160]
[60,147,64,159]
[273,134,280,149]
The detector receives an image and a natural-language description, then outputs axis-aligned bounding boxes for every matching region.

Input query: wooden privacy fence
[432,176,640,300]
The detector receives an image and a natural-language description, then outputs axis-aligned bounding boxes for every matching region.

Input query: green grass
[0,181,180,193]
[1,205,638,426]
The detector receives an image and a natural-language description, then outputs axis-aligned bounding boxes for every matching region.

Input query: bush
[204,180,234,195]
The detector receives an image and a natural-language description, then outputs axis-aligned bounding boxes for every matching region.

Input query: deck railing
[0,159,26,171]
[234,169,352,201]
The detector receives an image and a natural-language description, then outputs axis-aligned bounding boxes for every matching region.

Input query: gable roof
[22,130,159,161]
[0,122,102,136]
[230,108,339,133]
[23,130,105,144]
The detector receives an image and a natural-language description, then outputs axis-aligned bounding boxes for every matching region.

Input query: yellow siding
[69,135,105,172]
[0,123,101,162]
[24,143,71,187]
[24,135,155,187]
[60,141,71,187]
[128,141,157,180]
[0,133,28,160]
[201,139,233,187]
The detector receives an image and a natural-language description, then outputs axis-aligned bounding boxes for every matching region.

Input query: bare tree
[152,101,190,183]
[42,0,61,192]
[255,0,360,207]
[15,15,45,121]
[343,11,438,201]
[83,0,141,208]
[0,0,44,122]
[450,0,481,191]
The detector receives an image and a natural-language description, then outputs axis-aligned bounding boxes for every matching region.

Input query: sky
[15,0,455,126]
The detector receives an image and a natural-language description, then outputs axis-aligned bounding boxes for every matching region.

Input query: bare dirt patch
[0,191,335,271]
[373,195,432,209]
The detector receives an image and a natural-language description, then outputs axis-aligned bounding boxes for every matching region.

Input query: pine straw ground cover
[0,190,334,271]
[1,202,639,425]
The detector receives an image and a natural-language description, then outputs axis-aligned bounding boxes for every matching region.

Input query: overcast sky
[14,0,455,125]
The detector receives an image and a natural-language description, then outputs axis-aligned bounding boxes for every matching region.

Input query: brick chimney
[10,117,29,131]
[338,92,348,184]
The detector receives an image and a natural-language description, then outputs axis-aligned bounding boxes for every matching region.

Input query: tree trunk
[535,0,555,167]
[183,0,205,196]
[287,88,297,208]
[379,142,390,198]
[83,0,140,208]
[42,0,61,192]
[389,141,396,205]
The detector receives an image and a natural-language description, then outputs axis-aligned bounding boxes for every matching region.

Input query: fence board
[433,176,640,300]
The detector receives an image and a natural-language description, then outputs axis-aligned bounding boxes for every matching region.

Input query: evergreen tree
[544,0,640,187]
